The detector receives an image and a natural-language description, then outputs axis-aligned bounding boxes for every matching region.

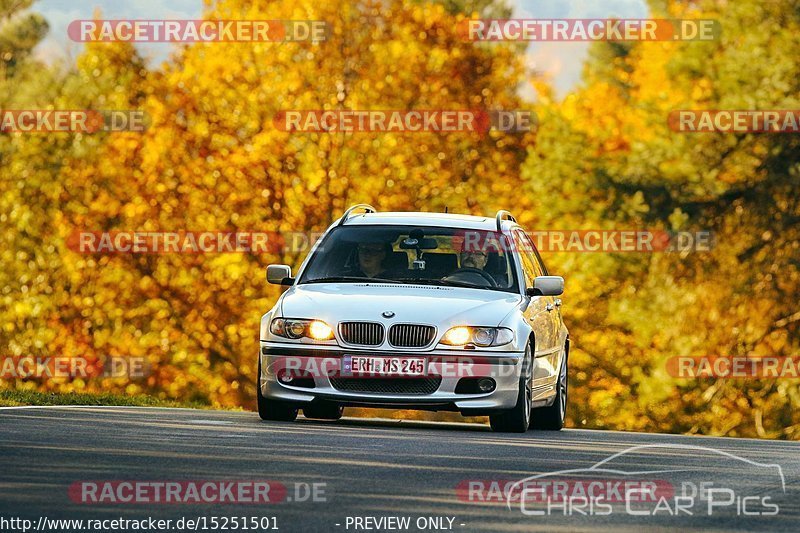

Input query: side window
[514,230,546,289]
[513,230,538,288]
[520,231,548,276]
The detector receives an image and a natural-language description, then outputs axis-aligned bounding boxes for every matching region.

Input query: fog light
[477,378,495,392]
[278,372,294,384]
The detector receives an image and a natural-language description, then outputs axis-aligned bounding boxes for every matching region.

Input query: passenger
[347,242,390,278]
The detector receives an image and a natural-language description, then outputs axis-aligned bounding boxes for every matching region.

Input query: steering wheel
[442,268,498,288]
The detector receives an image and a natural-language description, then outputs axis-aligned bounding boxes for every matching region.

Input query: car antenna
[444,206,449,213]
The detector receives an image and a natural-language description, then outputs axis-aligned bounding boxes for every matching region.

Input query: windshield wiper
[303,276,402,284]
[396,277,443,285]
[437,279,492,289]
[396,278,491,290]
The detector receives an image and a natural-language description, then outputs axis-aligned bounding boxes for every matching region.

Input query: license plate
[343,355,427,376]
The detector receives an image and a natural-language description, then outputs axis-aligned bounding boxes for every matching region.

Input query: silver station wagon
[258,205,569,432]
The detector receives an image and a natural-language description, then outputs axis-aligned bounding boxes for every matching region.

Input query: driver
[459,250,488,270]
[455,250,506,287]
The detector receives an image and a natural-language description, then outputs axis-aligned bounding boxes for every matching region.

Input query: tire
[530,347,567,431]
[303,401,344,421]
[257,360,298,422]
[489,343,532,433]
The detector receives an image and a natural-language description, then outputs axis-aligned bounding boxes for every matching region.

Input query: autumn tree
[0,0,55,369]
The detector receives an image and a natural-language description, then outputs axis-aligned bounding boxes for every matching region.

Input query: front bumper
[259,342,524,413]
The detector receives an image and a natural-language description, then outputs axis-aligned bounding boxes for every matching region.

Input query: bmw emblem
[382,311,395,319]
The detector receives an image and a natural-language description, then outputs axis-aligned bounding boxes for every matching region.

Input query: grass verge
[0,389,213,409]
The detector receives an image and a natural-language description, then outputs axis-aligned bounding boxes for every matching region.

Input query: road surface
[1,406,798,532]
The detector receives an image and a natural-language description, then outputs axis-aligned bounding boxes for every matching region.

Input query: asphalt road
[1,407,798,532]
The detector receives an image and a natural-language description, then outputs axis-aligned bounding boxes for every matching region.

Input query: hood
[280,282,521,328]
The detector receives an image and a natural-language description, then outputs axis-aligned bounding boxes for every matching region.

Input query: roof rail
[338,204,377,226]
[495,210,517,231]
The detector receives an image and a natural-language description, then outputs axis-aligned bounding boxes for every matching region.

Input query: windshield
[298,225,520,293]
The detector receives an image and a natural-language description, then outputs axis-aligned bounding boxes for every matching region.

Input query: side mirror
[266,264,294,286]
[526,276,564,297]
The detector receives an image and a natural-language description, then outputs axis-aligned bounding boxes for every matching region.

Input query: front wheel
[489,344,532,433]
[530,347,567,430]
[257,360,298,422]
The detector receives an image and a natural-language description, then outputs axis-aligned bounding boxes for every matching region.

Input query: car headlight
[270,318,335,341]
[439,327,513,347]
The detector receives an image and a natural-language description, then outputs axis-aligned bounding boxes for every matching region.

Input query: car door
[513,229,560,398]
[527,234,564,349]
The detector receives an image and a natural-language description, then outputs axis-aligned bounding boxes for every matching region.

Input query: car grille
[339,322,384,346]
[388,324,436,348]
[329,377,441,395]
